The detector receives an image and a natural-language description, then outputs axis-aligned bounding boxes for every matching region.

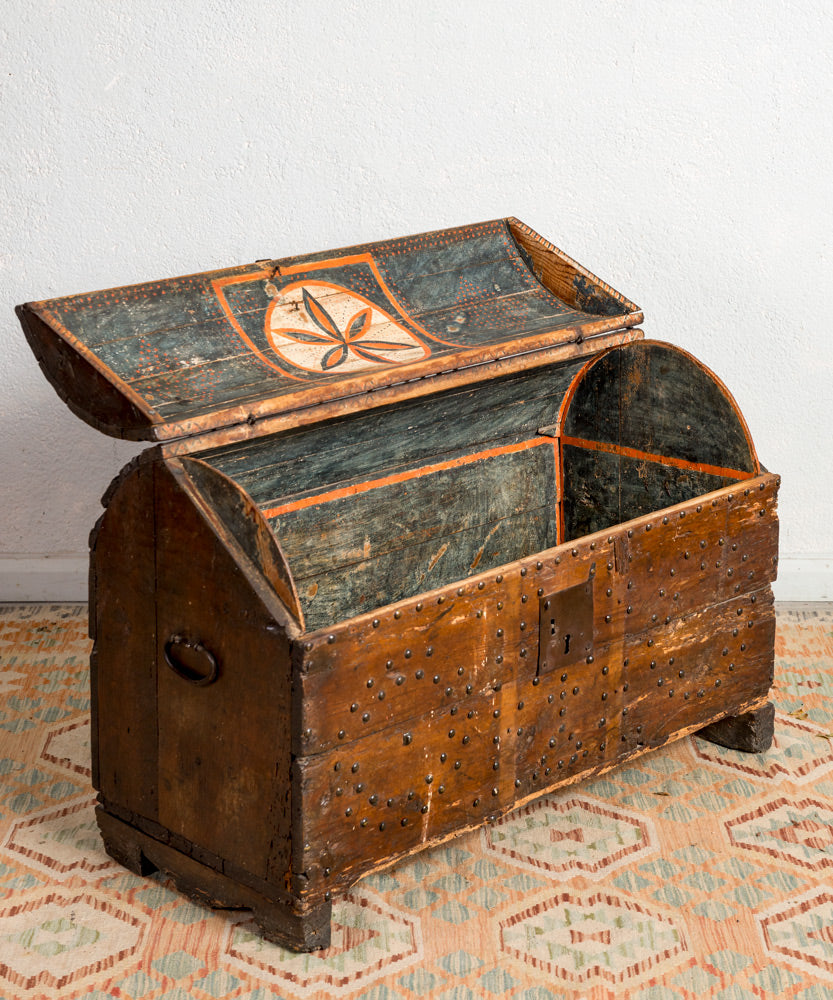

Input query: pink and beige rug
[1,602,832,999]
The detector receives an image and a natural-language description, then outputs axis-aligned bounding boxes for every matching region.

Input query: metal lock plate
[538,579,594,675]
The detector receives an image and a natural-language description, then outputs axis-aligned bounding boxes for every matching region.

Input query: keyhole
[563,633,571,655]
[550,618,556,636]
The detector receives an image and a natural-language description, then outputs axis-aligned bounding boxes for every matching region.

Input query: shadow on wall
[1,376,144,560]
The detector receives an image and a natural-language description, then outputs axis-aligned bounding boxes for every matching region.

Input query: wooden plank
[202,357,586,506]
[96,808,331,951]
[298,506,555,633]
[161,329,643,452]
[602,476,779,638]
[293,689,508,900]
[295,572,526,754]
[294,587,774,904]
[561,444,622,540]
[618,591,774,750]
[559,345,622,443]
[513,588,774,790]
[17,304,156,439]
[406,289,577,344]
[558,339,763,543]
[90,458,158,816]
[562,341,758,474]
[146,319,634,427]
[153,458,295,884]
[91,317,253,379]
[506,217,642,318]
[140,353,282,419]
[270,442,557,578]
[177,457,303,633]
[295,474,778,753]
[561,444,762,541]
[617,453,742,525]
[373,223,526,284]
[620,344,757,470]
[20,218,641,442]
[297,471,778,655]
[354,256,536,318]
[37,266,262,348]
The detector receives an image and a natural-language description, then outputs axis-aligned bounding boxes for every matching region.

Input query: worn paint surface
[201,341,762,630]
[293,475,779,902]
[203,358,590,628]
[20,218,641,440]
[559,341,759,540]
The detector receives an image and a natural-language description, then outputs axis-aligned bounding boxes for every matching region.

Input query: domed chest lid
[17,217,642,444]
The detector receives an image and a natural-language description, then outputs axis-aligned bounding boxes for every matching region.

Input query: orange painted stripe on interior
[262,436,554,520]
[554,351,614,542]
[560,435,750,481]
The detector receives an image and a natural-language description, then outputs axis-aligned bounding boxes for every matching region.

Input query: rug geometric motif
[758,887,833,978]
[40,721,92,778]
[2,797,118,880]
[693,710,833,784]
[1,603,833,1000]
[726,796,833,870]
[499,890,686,985]
[484,795,656,877]
[0,887,146,995]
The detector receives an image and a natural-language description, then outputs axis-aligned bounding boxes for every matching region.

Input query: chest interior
[197,341,758,633]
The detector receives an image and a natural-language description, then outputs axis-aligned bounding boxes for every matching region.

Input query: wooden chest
[18,219,779,951]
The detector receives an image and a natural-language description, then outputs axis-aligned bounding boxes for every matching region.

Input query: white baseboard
[0,557,88,602]
[772,555,833,603]
[0,554,831,603]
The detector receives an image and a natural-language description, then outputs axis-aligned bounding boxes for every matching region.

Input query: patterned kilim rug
[1,603,832,1000]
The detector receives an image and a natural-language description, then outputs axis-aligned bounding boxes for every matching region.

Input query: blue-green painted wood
[297,506,555,632]
[563,341,757,473]
[203,358,585,509]
[270,443,557,583]
[23,219,638,434]
[561,446,744,541]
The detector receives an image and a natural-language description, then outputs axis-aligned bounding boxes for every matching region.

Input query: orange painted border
[253,253,460,348]
[211,253,463,382]
[262,436,556,520]
[560,435,751,481]
[554,339,760,540]
[210,267,306,380]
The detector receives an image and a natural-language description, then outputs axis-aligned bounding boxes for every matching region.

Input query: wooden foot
[697,702,775,753]
[96,806,331,951]
[99,816,159,877]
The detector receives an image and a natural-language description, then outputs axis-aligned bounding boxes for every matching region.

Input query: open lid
[17,218,642,443]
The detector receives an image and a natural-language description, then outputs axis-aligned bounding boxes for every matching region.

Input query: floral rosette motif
[265,283,430,375]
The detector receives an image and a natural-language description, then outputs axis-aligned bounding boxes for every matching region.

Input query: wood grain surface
[18,219,642,441]
[292,473,778,904]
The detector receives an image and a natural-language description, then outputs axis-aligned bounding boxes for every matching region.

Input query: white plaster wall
[1,0,830,599]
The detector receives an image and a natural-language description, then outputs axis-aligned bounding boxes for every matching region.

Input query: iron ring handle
[164,635,219,686]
